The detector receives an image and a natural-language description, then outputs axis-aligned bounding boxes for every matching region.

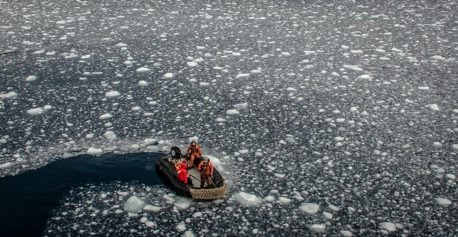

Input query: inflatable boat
[156,147,227,200]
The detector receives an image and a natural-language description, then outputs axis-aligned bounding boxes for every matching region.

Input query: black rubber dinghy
[156,147,227,200]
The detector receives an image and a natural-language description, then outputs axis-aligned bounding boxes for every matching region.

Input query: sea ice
[226,109,240,115]
[136,67,151,72]
[427,104,440,111]
[87,147,103,155]
[99,113,113,120]
[124,196,146,213]
[235,192,262,207]
[138,80,148,86]
[26,107,44,116]
[103,131,117,140]
[435,197,452,207]
[0,91,17,99]
[25,75,37,81]
[309,224,325,233]
[379,222,396,232]
[187,61,198,67]
[340,230,353,237]
[163,72,174,78]
[176,222,186,232]
[105,91,121,98]
[143,205,161,212]
[300,203,320,214]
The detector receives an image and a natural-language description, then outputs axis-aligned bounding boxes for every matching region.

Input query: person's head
[191,140,196,147]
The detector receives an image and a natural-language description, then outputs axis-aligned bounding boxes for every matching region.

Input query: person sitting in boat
[176,159,188,184]
[198,157,214,188]
[186,140,202,167]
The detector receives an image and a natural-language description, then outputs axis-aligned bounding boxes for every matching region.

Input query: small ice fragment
[174,198,192,210]
[300,203,320,214]
[103,131,117,140]
[87,147,103,155]
[0,162,14,169]
[99,113,113,120]
[226,109,240,115]
[436,197,452,207]
[26,107,44,116]
[124,196,146,213]
[427,104,440,111]
[176,222,186,232]
[309,224,326,233]
[235,73,250,78]
[26,75,37,81]
[187,61,198,67]
[144,205,162,212]
[215,117,226,122]
[235,192,262,207]
[340,230,353,237]
[105,90,121,98]
[138,80,148,86]
[136,67,151,72]
[0,92,18,99]
[163,72,174,78]
[379,222,397,232]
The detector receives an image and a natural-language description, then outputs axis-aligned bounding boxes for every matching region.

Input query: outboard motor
[170,146,182,158]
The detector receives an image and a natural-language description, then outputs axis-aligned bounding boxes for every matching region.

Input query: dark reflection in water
[0,152,164,236]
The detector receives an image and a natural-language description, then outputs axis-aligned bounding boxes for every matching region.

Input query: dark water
[0,152,164,236]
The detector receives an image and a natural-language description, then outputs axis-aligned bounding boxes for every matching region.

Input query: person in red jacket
[198,157,214,188]
[186,140,202,167]
[176,160,188,184]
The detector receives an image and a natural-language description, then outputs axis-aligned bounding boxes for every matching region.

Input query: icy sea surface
[0,0,457,236]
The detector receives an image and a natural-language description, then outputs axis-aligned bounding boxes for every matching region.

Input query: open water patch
[0,152,164,236]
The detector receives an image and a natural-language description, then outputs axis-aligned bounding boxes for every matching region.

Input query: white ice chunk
[343,65,363,71]
[379,222,397,232]
[163,72,174,78]
[105,90,121,98]
[340,230,353,237]
[0,162,14,169]
[226,109,240,115]
[235,73,250,78]
[26,75,37,81]
[183,230,195,237]
[234,102,249,110]
[103,131,117,140]
[215,117,226,122]
[145,221,156,228]
[136,67,151,72]
[0,91,18,99]
[235,192,262,207]
[358,74,372,80]
[174,198,192,210]
[87,147,103,155]
[277,197,292,204]
[418,86,430,90]
[43,105,52,110]
[176,222,186,232]
[124,196,146,213]
[187,61,198,67]
[436,197,452,207]
[427,104,440,111]
[309,224,326,233]
[300,203,320,214]
[99,113,113,120]
[138,80,148,86]
[144,205,162,212]
[26,107,44,116]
